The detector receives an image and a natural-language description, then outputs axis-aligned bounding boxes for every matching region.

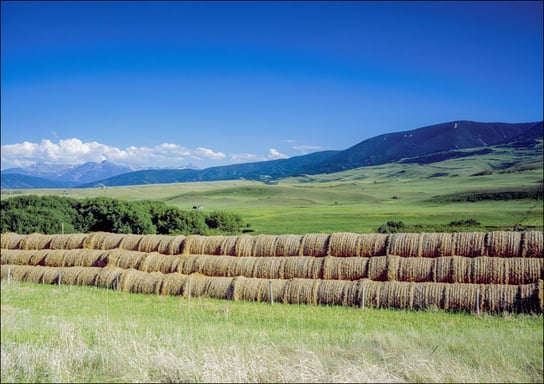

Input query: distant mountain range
[2,120,542,189]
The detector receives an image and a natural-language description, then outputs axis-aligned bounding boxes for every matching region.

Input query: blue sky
[1,1,542,170]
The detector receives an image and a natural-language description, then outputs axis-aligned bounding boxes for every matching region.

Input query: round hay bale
[275,235,303,256]
[141,252,180,274]
[118,234,145,252]
[301,234,330,257]
[357,279,381,308]
[202,236,227,255]
[386,255,400,281]
[20,233,52,250]
[397,257,433,282]
[183,235,206,255]
[359,234,389,257]
[76,267,101,286]
[138,235,166,253]
[252,257,283,279]
[282,257,315,280]
[109,250,147,270]
[322,256,369,281]
[1,264,31,281]
[139,271,164,295]
[412,282,445,311]
[229,256,257,277]
[82,232,101,249]
[59,266,84,285]
[253,235,278,257]
[317,279,349,306]
[41,267,61,284]
[1,249,33,266]
[387,233,422,257]
[96,267,124,289]
[235,235,255,257]
[202,276,235,300]
[24,265,47,284]
[168,235,186,255]
[155,236,176,255]
[486,231,522,257]
[220,236,238,256]
[281,278,320,305]
[176,255,202,275]
[201,255,233,277]
[43,250,66,267]
[420,233,455,257]
[160,272,189,296]
[520,231,544,258]
[120,269,144,293]
[2,233,26,250]
[328,233,359,257]
[453,232,487,257]
[368,256,388,281]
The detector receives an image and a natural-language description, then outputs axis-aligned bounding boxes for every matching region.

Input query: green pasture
[2,144,542,234]
[1,281,542,383]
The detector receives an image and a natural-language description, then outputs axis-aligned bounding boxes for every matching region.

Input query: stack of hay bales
[1,231,542,313]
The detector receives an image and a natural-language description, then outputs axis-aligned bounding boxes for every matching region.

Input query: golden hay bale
[219,236,238,256]
[59,249,107,268]
[136,235,163,253]
[0,249,33,266]
[202,236,227,255]
[357,234,389,257]
[481,284,518,313]
[1,264,31,281]
[119,269,144,293]
[160,272,189,296]
[1,233,26,250]
[301,234,330,257]
[164,235,185,255]
[443,283,481,312]
[322,256,368,281]
[234,235,256,257]
[75,267,102,286]
[82,232,100,249]
[154,236,176,255]
[139,271,164,294]
[28,250,48,266]
[252,257,283,279]
[231,276,259,302]
[200,276,235,300]
[106,250,147,270]
[453,232,487,257]
[316,279,350,306]
[83,232,118,250]
[520,231,544,258]
[96,267,124,289]
[176,255,203,275]
[387,233,422,257]
[252,235,278,257]
[43,250,66,267]
[379,281,413,309]
[368,256,388,281]
[229,256,257,277]
[282,257,316,280]
[281,278,320,305]
[420,233,455,257]
[411,282,445,311]
[275,235,303,256]
[58,266,85,285]
[357,279,382,308]
[141,252,181,274]
[19,233,52,250]
[328,233,359,257]
[505,258,543,285]
[119,234,145,252]
[486,231,522,257]
[23,265,46,284]
[41,267,61,284]
[183,235,206,255]
[397,257,433,282]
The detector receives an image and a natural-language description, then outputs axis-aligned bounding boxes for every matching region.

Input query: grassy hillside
[2,142,542,234]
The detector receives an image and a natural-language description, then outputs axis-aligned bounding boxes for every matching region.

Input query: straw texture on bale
[520,231,544,258]
[453,232,487,257]
[420,233,455,257]
[160,272,189,296]
[20,233,52,250]
[486,231,522,257]
[1,233,27,250]
[0,249,34,266]
[321,257,368,280]
[397,257,434,282]
[235,235,255,257]
[387,233,423,257]
[300,234,330,257]
[252,235,279,256]
[96,267,124,289]
[329,233,389,257]
[281,278,321,305]
[1,264,31,281]
[202,236,228,256]
[140,252,181,274]
[316,279,350,305]
[275,235,303,256]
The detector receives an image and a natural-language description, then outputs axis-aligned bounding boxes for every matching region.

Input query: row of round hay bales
[2,249,542,285]
[2,264,541,313]
[2,231,542,258]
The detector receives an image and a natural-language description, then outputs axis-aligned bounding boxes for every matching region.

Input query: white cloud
[267,148,289,160]
[0,138,228,169]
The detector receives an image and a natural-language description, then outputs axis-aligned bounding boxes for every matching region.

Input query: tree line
[1,195,247,235]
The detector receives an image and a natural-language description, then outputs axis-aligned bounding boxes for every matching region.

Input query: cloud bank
[0,138,307,170]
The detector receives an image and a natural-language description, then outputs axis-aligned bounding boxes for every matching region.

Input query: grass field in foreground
[1,281,542,383]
